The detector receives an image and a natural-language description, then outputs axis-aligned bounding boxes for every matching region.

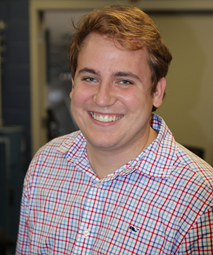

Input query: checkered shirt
[16,114,213,254]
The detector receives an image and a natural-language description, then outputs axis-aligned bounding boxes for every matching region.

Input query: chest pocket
[90,201,143,254]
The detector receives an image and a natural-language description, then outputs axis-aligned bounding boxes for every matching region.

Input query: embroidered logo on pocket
[129,225,139,233]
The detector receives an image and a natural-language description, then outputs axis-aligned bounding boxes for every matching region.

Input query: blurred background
[1,0,213,254]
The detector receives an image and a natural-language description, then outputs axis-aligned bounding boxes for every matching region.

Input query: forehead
[77,33,151,75]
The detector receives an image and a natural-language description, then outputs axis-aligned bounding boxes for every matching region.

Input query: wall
[0,0,31,166]
[151,13,213,165]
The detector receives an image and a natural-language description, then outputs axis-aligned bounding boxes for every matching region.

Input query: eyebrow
[77,68,99,76]
[113,71,142,82]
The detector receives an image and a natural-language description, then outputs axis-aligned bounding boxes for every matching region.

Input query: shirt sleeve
[15,186,30,255]
[177,206,213,254]
[15,143,56,254]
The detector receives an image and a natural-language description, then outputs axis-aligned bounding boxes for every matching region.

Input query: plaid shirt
[16,114,213,254]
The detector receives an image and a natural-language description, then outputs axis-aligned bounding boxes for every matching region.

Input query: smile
[90,112,123,122]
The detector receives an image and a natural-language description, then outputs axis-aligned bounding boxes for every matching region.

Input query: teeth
[91,112,122,122]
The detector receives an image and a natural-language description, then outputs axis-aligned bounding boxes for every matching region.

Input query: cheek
[70,89,81,113]
[71,86,92,110]
[120,91,150,112]
[70,91,85,125]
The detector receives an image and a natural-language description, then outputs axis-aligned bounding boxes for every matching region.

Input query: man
[16,6,213,254]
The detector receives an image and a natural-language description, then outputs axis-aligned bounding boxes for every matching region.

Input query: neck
[87,127,157,179]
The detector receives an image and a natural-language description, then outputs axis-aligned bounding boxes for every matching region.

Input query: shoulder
[175,142,213,184]
[36,131,81,155]
[171,142,213,213]
[31,130,83,164]
[24,131,84,188]
[154,118,213,216]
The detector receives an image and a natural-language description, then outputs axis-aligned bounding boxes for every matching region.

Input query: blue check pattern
[16,114,213,254]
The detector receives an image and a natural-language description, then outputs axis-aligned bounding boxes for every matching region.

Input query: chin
[87,136,119,150]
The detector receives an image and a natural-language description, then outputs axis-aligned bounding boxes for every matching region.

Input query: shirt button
[83,229,89,237]
[96,182,102,187]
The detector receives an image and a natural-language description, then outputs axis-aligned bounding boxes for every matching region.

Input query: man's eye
[120,80,132,85]
[84,77,96,82]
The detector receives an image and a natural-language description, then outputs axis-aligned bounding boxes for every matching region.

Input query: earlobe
[153,77,166,108]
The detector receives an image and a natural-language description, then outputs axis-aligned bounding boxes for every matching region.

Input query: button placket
[83,228,90,237]
[96,182,102,187]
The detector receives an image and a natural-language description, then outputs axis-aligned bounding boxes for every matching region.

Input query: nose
[93,81,116,107]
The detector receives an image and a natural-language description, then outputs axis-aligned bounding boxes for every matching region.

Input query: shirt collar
[57,114,177,180]
[137,114,177,179]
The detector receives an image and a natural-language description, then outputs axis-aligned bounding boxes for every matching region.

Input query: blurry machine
[0,126,26,252]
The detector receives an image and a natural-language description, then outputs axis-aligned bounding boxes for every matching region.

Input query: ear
[153,77,166,108]
[69,78,75,99]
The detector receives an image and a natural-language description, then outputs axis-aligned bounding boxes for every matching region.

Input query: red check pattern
[16,114,213,254]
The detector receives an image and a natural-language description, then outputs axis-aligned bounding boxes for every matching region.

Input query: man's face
[70,33,165,154]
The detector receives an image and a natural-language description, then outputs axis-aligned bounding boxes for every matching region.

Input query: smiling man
[16,6,213,254]
[70,32,165,178]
